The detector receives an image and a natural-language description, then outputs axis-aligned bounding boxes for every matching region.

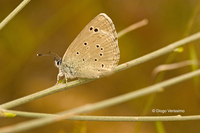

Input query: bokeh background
[1,0,200,133]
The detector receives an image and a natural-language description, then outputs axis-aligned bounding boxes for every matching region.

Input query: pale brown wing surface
[62,13,120,79]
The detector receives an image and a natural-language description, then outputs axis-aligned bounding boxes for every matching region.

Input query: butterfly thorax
[61,63,76,79]
[55,58,76,82]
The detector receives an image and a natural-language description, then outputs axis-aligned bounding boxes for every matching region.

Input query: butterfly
[38,13,120,83]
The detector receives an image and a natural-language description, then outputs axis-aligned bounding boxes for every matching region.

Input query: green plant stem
[0,0,31,30]
[0,69,200,132]
[2,109,200,122]
[115,31,200,73]
[117,19,148,38]
[0,80,91,109]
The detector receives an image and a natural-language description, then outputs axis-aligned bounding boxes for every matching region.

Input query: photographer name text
[152,109,185,113]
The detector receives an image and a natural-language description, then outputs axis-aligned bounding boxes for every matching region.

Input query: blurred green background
[0,0,200,133]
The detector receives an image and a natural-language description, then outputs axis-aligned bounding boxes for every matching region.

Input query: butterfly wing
[62,13,120,79]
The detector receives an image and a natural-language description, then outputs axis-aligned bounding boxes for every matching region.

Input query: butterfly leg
[64,73,69,84]
[56,69,65,84]
[78,78,82,84]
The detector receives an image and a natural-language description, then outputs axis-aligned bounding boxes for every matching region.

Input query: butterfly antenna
[37,52,61,60]
[48,51,61,60]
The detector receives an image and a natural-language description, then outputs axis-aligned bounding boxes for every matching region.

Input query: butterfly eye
[100,47,104,51]
[94,59,98,61]
[76,51,80,55]
[99,53,103,56]
[54,59,62,68]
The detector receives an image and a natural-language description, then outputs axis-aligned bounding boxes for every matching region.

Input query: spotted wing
[62,13,120,79]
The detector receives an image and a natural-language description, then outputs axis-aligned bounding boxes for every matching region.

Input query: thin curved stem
[0,0,31,30]
[0,69,200,132]
[2,109,200,121]
[117,19,148,38]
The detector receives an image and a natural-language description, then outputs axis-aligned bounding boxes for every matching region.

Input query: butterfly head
[54,57,62,68]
